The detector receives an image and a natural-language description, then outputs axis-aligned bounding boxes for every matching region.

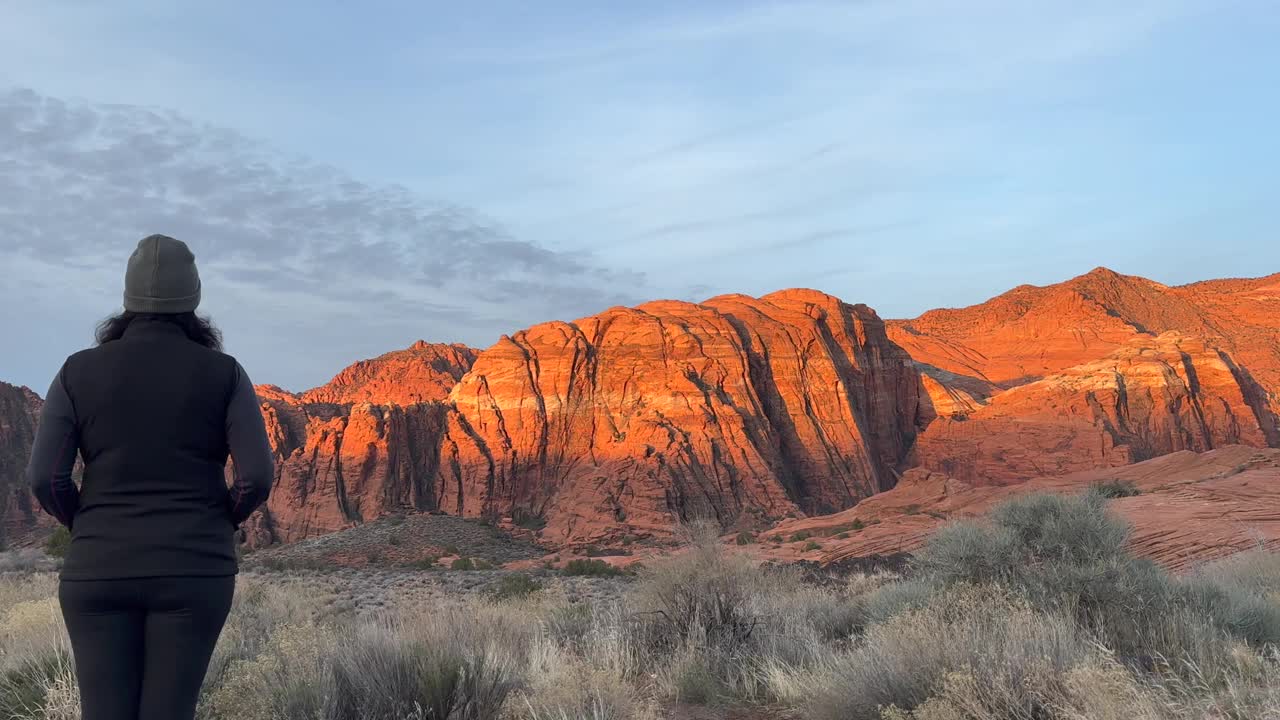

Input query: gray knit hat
[123,234,202,314]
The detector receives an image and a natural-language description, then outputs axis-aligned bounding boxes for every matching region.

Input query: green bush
[906,490,1280,676]
[790,531,812,542]
[735,531,756,546]
[562,559,627,578]
[487,573,543,601]
[803,540,821,552]
[44,527,71,559]
[862,579,937,626]
[404,556,440,571]
[1090,479,1142,498]
[452,557,475,571]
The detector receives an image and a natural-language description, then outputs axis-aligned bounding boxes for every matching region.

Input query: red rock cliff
[250,292,927,545]
[0,382,49,546]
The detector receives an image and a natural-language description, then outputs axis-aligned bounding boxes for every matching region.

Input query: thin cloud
[0,87,646,390]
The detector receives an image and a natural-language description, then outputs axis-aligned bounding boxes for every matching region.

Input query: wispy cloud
[0,87,645,389]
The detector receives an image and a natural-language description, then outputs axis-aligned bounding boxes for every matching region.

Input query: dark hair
[95,311,224,351]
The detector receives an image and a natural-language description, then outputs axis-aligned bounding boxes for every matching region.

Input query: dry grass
[0,493,1277,719]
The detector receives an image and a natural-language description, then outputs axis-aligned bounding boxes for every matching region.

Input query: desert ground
[3,488,1280,720]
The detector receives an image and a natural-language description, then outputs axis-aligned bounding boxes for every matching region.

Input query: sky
[2,0,1278,393]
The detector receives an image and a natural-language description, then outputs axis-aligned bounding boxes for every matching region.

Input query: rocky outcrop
[910,333,1278,483]
[425,290,926,545]
[0,382,48,547]
[254,291,928,546]
[300,341,477,406]
[770,445,1280,572]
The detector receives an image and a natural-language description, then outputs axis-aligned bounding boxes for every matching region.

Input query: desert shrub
[563,559,627,578]
[735,531,756,546]
[1176,575,1280,648]
[666,648,724,705]
[790,531,812,542]
[202,621,338,720]
[0,652,73,719]
[805,587,1094,720]
[784,584,865,643]
[629,537,760,649]
[44,528,71,560]
[197,578,335,714]
[905,491,1280,679]
[444,545,461,556]
[255,554,332,573]
[489,573,543,602]
[520,636,655,720]
[406,555,441,571]
[472,558,496,571]
[544,604,595,652]
[1195,548,1280,598]
[624,525,837,704]
[452,557,476,571]
[0,597,70,674]
[0,549,57,575]
[803,540,821,552]
[1090,479,1142,498]
[862,578,937,626]
[207,604,527,720]
[912,493,1157,621]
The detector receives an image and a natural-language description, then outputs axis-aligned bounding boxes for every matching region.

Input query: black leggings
[59,576,235,720]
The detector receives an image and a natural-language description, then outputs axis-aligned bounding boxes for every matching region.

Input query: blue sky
[2,0,1278,393]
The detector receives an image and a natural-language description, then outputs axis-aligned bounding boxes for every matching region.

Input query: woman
[25,234,275,720]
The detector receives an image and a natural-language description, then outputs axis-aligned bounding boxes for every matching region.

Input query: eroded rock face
[910,333,1277,484]
[254,292,928,546]
[426,290,926,545]
[0,382,48,546]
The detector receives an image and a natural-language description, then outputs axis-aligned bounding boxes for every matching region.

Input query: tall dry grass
[0,492,1276,719]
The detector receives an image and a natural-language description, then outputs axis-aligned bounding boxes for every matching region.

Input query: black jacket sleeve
[226,362,275,528]
[27,366,81,528]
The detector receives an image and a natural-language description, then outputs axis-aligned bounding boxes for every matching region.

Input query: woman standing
[25,234,275,720]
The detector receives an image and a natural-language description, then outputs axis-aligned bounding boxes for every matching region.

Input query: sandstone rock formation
[0,382,49,547]
[769,445,1280,572]
[910,332,1277,483]
[3,268,1279,555]
[300,341,477,406]
[251,292,927,546]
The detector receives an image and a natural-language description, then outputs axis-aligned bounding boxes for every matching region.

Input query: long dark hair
[95,311,224,351]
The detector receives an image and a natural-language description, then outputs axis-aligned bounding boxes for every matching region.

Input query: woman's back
[59,316,242,579]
